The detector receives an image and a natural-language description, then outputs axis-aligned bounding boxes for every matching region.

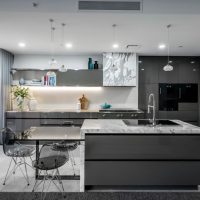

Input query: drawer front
[40,112,69,118]
[69,112,97,119]
[85,161,200,186]
[40,119,84,126]
[6,112,40,119]
[98,113,144,119]
[85,135,200,160]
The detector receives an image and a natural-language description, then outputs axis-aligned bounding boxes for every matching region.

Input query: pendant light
[163,24,173,72]
[49,19,57,68]
[112,24,119,49]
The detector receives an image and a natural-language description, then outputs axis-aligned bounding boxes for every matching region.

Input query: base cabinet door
[85,161,200,186]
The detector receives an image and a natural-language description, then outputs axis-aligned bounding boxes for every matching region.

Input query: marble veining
[103,53,137,86]
[81,119,200,138]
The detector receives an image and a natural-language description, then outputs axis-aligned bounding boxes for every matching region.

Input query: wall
[12,54,138,110]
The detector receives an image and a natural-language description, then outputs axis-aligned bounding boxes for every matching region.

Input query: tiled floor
[0,146,80,192]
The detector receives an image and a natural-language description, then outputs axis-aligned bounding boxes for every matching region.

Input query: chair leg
[69,155,76,176]
[23,157,30,186]
[32,170,42,192]
[3,158,13,185]
[56,169,65,192]
[40,172,46,200]
[13,157,29,185]
[55,169,66,198]
[70,151,76,165]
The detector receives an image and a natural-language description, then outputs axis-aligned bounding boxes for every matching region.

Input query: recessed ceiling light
[112,43,119,49]
[65,43,72,48]
[158,44,166,50]
[191,61,195,64]
[18,42,26,48]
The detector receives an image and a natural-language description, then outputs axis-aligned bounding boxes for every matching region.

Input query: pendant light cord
[61,23,66,46]
[112,24,117,43]
[167,24,171,64]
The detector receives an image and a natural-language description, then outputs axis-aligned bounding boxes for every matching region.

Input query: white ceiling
[0,0,200,56]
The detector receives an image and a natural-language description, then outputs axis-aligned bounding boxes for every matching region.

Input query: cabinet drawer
[85,135,200,160]
[98,113,144,119]
[85,161,200,186]
[69,112,97,119]
[40,112,69,118]
[40,119,84,126]
[6,112,40,119]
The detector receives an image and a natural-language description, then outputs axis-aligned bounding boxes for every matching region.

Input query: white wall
[12,54,138,110]
[13,54,103,70]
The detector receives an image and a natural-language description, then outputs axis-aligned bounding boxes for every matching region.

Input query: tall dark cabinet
[138,56,200,126]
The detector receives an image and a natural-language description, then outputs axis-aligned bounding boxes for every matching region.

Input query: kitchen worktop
[81,119,200,136]
[80,119,200,192]
[6,109,144,113]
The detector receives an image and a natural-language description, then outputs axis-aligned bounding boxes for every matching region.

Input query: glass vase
[16,96,25,111]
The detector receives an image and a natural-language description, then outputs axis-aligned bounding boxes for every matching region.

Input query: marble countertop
[81,119,200,136]
[6,109,144,113]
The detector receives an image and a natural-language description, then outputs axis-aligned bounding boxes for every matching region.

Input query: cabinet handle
[159,88,162,95]
[179,88,181,99]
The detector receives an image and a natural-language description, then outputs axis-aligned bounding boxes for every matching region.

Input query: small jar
[76,101,81,112]
[28,98,38,111]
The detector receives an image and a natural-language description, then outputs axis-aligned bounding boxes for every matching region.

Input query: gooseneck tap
[147,93,156,126]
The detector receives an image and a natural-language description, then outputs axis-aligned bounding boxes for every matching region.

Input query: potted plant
[11,86,30,111]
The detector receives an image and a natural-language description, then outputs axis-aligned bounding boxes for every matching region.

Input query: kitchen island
[80,119,200,191]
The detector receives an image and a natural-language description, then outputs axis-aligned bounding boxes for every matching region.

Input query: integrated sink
[123,119,180,127]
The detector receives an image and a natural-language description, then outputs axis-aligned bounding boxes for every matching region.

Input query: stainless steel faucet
[147,93,156,126]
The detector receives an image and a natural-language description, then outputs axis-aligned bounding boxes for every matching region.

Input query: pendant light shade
[163,24,173,72]
[163,64,173,71]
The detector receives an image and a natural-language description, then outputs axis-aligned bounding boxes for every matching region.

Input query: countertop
[81,119,200,136]
[6,109,144,113]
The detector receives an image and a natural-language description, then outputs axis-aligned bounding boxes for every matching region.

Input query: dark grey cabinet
[85,161,200,186]
[139,57,159,84]
[85,134,200,188]
[178,59,200,83]
[139,56,200,125]
[6,111,144,132]
[57,70,103,86]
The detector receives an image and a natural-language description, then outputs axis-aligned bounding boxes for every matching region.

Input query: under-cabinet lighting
[28,86,103,92]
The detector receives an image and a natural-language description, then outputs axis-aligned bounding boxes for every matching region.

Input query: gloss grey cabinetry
[85,134,200,187]
[6,111,144,132]
[138,56,200,125]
